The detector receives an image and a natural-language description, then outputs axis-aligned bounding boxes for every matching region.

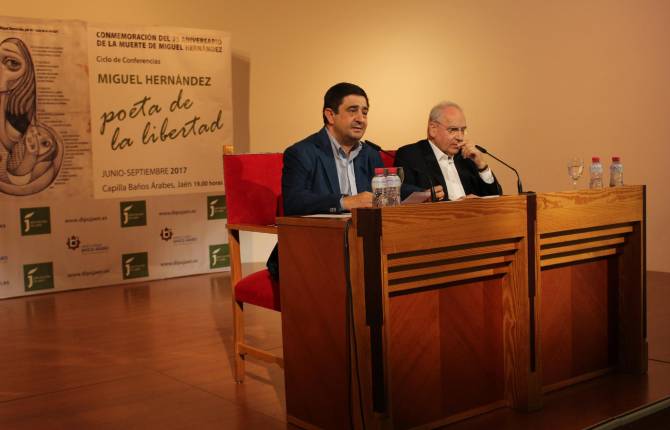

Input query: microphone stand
[475,145,524,194]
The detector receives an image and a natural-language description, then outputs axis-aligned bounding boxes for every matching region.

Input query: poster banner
[88,24,232,199]
[0,17,91,199]
[0,16,232,299]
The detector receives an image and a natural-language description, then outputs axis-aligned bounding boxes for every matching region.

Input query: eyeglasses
[432,121,467,135]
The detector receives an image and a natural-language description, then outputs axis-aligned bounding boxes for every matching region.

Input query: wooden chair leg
[232,298,245,383]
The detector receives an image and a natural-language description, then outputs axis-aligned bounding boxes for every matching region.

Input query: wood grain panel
[387,241,519,267]
[540,237,625,256]
[618,221,647,373]
[386,289,442,428]
[387,254,512,280]
[278,221,352,430]
[540,248,618,268]
[540,260,615,389]
[440,278,505,415]
[388,266,508,294]
[379,196,527,254]
[539,265,572,387]
[538,221,632,268]
[537,186,643,234]
[540,225,632,245]
[571,259,612,375]
[387,279,505,429]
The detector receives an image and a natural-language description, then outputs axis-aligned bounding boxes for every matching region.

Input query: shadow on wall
[232,53,250,154]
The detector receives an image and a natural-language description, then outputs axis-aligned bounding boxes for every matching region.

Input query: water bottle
[589,156,603,189]
[609,156,624,187]
[384,167,402,206]
[371,168,387,207]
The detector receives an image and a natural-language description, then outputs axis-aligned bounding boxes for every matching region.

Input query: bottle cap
[592,156,600,162]
[387,167,397,174]
[374,168,385,175]
[612,156,620,162]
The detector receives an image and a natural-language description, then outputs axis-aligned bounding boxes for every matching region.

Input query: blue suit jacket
[282,127,384,215]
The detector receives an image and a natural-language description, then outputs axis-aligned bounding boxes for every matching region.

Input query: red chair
[223,153,284,382]
[379,149,396,167]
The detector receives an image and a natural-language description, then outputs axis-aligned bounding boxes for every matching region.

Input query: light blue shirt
[326,130,363,200]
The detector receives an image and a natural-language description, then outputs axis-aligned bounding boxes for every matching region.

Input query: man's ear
[323,108,336,125]
[427,123,437,139]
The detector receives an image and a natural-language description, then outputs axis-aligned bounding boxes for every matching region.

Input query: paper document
[402,191,432,204]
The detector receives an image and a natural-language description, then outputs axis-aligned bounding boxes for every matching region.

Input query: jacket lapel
[420,140,447,191]
[353,152,370,193]
[315,128,340,194]
[454,154,473,194]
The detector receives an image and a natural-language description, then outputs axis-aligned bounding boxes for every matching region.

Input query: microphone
[475,144,524,194]
[421,155,439,202]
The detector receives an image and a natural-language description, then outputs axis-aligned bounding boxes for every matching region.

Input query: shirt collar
[327,129,362,159]
[428,139,453,162]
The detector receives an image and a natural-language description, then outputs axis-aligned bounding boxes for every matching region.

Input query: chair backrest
[223,153,283,226]
[380,150,396,167]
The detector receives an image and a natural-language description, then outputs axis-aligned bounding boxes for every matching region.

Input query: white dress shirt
[428,140,494,200]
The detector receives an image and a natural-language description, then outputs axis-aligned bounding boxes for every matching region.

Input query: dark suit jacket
[267,127,383,278]
[394,139,501,200]
[282,127,384,215]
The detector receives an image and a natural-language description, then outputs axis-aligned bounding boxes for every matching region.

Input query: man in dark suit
[394,101,501,201]
[267,82,383,277]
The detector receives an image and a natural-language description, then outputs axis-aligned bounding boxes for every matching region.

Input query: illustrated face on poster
[0,37,64,196]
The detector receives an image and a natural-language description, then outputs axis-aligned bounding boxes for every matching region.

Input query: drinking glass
[567,158,584,188]
[395,166,404,183]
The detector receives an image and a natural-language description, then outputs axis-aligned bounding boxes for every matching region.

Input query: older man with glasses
[394,101,501,201]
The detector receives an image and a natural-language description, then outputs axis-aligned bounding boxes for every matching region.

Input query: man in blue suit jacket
[282,82,383,215]
[267,82,383,277]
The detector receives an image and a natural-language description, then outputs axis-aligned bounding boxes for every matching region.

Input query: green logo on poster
[23,262,54,291]
[122,252,149,279]
[207,195,226,220]
[209,244,229,269]
[20,207,51,236]
[120,201,147,227]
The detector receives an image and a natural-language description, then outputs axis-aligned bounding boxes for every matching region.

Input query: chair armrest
[226,223,278,235]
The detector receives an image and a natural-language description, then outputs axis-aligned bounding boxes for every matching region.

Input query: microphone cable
[344,218,367,430]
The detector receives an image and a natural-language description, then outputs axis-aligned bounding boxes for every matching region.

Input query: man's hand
[460,140,487,170]
[342,192,374,210]
[426,185,445,201]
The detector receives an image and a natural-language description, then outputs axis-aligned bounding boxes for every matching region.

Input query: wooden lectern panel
[540,259,617,390]
[536,186,646,391]
[278,218,352,430]
[277,187,645,429]
[388,278,505,429]
[355,195,538,428]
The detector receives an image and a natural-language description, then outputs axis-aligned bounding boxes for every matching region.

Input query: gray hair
[428,101,462,123]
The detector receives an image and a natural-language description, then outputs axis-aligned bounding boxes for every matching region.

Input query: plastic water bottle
[371,168,387,207]
[384,167,402,206]
[609,156,624,187]
[589,156,603,189]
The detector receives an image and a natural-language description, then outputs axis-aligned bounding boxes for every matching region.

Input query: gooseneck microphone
[421,155,439,202]
[475,144,524,194]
